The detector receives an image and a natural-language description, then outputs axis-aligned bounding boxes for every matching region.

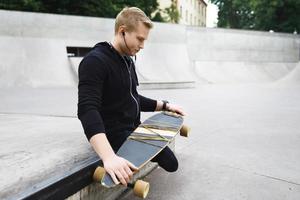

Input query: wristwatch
[162,100,169,111]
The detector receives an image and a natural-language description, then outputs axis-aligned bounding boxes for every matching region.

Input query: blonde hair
[115,7,153,34]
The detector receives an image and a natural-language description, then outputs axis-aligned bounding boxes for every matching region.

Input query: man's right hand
[103,155,138,185]
[89,133,138,186]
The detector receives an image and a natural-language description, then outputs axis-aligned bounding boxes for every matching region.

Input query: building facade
[157,0,207,27]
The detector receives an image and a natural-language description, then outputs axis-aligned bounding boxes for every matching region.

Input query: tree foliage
[210,0,300,33]
[164,0,179,23]
[0,0,163,21]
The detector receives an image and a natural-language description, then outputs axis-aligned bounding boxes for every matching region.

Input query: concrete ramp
[68,53,196,89]
[0,9,112,89]
[1,10,299,88]
[187,27,299,84]
[68,57,83,81]
[0,36,75,88]
[276,62,300,84]
[136,43,195,82]
[195,61,298,84]
[187,27,299,63]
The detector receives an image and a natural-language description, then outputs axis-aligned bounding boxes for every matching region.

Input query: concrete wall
[0,10,196,88]
[136,23,196,82]
[277,62,300,84]
[0,9,299,88]
[187,27,299,62]
[0,36,75,87]
[0,10,113,88]
[187,27,300,83]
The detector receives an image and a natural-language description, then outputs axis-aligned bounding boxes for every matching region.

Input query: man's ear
[118,25,125,35]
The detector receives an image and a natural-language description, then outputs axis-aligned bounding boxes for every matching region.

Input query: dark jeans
[109,131,178,172]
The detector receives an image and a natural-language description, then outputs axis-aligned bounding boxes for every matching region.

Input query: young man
[77,7,185,186]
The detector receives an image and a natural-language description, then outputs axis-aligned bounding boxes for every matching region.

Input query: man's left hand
[166,103,186,116]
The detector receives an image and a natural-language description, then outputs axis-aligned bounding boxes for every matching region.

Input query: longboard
[93,111,189,198]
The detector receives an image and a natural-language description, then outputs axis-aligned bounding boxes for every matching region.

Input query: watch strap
[162,100,169,111]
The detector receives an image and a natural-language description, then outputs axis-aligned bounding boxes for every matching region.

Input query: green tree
[210,0,254,29]
[0,0,118,17]
[210,0,300,33]
[152,10,166,22]
[164,0,179,23]
[0,0,163,21]
[113,0,160,20]
[251,0,300,33]
[0,0,43,12]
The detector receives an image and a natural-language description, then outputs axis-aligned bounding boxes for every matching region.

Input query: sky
[206,1,218,27]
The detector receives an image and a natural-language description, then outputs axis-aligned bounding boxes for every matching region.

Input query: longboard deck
[101,112,184,187]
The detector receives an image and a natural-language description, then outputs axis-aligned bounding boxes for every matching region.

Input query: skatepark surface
[0,9,300,200]
[1,83,300,200]
[121,84,300,200]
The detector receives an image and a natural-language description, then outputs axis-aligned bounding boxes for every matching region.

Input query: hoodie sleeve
[139,95,157,112]
[77,55,107,141]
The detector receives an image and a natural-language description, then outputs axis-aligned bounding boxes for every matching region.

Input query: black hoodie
[77,42,157,143]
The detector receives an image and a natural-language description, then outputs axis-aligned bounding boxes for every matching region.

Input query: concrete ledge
[0,111,174,200]
[67,141,175,200]
[67,162,158,200]
[66,140,175,200]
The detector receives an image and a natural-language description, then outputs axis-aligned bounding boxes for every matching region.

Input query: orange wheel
[93,167,105,182]
[133,180,150,199]
[180,125,190,137]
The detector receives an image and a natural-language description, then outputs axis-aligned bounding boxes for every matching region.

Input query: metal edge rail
[14,157,102,200]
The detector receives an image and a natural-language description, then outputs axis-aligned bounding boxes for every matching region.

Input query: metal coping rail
[14,157,101,200]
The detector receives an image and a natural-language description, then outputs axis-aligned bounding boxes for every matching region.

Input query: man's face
[122,21,150,56]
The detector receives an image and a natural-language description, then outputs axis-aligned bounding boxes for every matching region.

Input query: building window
[180,6,182,18]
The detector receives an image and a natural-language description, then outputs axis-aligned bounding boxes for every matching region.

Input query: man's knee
[151,147,178,172]
[165,154,178,172]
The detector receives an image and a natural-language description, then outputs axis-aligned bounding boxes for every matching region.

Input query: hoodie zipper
[122,57,139,120]
[107,42,139,121]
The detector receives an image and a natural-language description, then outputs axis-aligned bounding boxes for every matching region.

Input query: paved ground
[1,83,300,199]
[121,84,300,200]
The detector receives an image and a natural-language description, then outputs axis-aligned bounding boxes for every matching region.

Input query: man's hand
[166,103,186,116]
[89,133,138,186]
[156,101,186,116]
[103,155,138,186]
